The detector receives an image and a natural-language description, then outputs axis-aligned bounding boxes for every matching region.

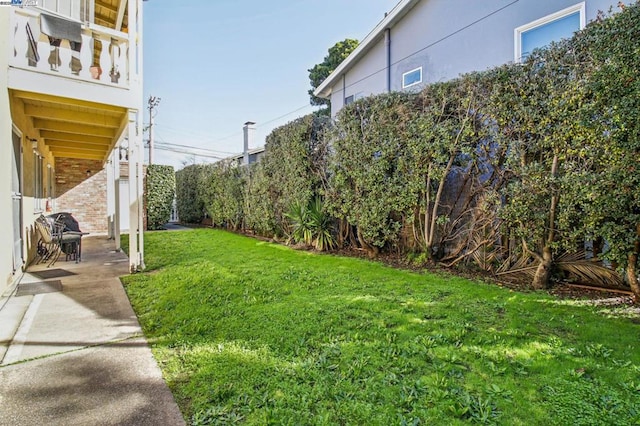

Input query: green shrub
[285,197,335,251]
[201,162,244,230]
[175,164,207,224]
[145,164,175,230]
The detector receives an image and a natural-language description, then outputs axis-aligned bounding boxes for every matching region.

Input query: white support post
[115,0,127,32]
[106,149,114,239]
[128,110,139,273]
[137,113,145,270]
[124,0,144,270]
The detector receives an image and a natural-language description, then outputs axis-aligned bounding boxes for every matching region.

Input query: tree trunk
[424,168,431,252]
[357,226,378,258]
[627,254,639,305]
[424,155,456,260]
[532,154,560,290]
[532,246,553,289]
[626,223,640,304]
[337,219,348,247]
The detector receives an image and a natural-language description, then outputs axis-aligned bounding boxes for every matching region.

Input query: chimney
[243,121,256,165]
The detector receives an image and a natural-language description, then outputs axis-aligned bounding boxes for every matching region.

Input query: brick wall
[55,158,107,234]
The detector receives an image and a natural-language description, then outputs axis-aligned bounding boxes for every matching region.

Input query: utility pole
[147,96,161,164]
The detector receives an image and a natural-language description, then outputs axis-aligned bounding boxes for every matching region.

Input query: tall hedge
[243,162,277,236]
[145,164,175,230]
[326,92,417,254]
[259,113,331,235]
[229,113,331,238]
[175,164,207,224]
[172,2,640,299]
[201,162,245,230]
[573,3,640,297]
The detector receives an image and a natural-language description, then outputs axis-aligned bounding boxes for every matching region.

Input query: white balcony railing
[9,7,129,88]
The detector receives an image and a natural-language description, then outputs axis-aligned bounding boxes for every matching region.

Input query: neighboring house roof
[314,0,421,99]
[228,146,266,163]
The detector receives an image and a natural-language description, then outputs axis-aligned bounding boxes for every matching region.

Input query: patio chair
[34,215,83,267]
[34,215,57,265]
[47,212,88,262]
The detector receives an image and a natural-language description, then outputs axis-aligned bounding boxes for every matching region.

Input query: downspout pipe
[385,28,391,93]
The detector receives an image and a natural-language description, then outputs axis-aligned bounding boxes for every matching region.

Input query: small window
[402,67,422,89]
[344,95,354,105]
[515,3,585,61]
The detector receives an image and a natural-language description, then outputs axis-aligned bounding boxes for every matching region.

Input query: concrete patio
[0,236,185,425]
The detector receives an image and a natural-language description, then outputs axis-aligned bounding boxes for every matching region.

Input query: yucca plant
[285,202,313,246]
[285,198,335,251]
[307,197,335,251]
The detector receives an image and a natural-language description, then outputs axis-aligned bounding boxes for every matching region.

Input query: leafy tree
[242,114,330,238]
[406,76,494,263]
[308,39,359,109]
[488,42,586,289]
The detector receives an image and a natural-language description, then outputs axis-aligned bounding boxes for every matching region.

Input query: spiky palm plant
[307,197,336,251]
[285,198,335,251]
[285,202,313,246]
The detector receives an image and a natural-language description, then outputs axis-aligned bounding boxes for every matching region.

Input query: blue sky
[142,0,398,169]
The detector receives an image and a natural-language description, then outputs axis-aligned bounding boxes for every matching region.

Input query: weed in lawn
[585,343,613,360]
[485,384,513,401]
[448,389,501,424]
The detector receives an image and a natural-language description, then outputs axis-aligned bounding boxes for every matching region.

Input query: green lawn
[122,229,640,425]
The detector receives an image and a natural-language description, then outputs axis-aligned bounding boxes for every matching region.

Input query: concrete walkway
[0,236,185,425]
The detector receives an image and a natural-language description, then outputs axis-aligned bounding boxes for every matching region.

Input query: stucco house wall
[321,0,624,117]
[0,7,13,288]
[333,37,388,112]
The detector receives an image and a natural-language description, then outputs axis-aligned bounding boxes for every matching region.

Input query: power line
[255,104,315,128]
[154,145,226,160]
[154,140,236,155]
[329,0,521,97]
[154,143,227,159]
[155,123,244,145]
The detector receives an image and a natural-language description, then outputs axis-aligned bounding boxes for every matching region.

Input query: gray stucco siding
[330,36,388,116]
[389,0,619,89]
[329,0,623,116]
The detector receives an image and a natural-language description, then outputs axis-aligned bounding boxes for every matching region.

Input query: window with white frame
[515,3,585,62]
[402,67,422,89]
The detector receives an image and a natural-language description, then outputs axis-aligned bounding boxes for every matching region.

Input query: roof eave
[313,0,421,99]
